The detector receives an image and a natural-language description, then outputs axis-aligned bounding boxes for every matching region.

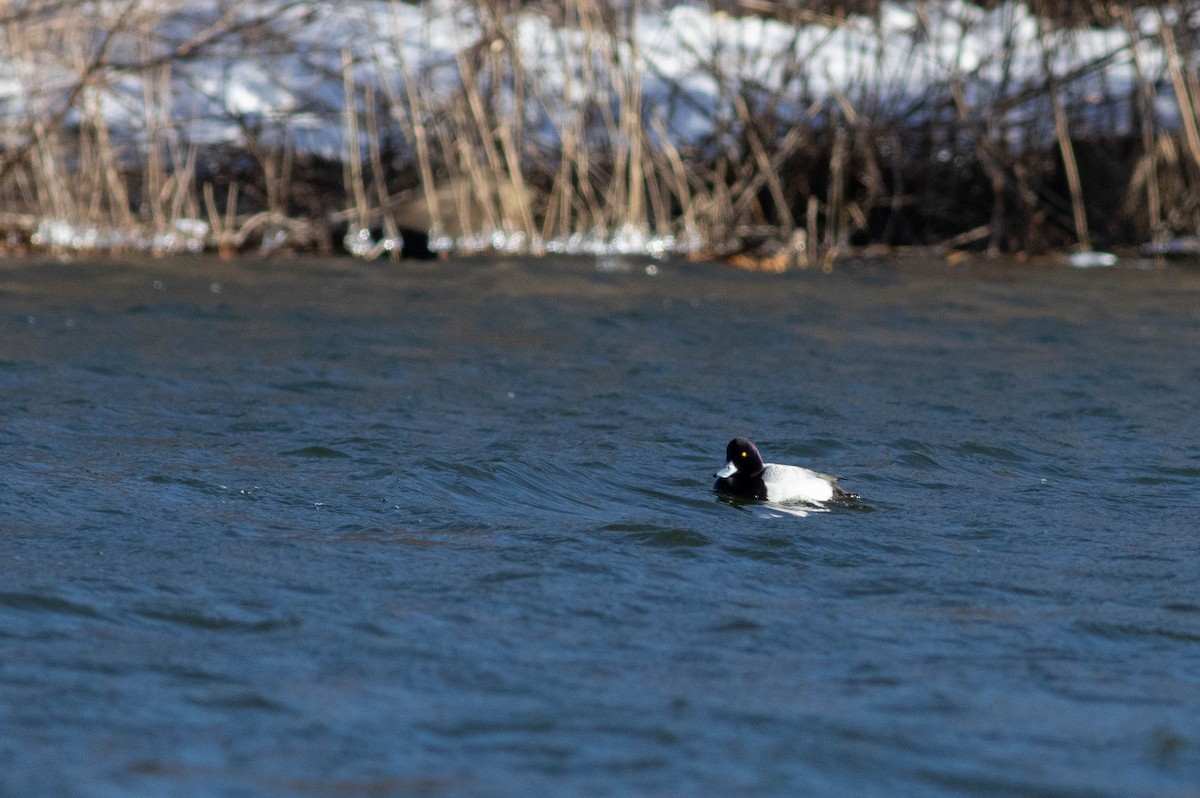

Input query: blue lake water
[1,254,1198,796]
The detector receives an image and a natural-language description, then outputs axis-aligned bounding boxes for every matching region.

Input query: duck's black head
[713,437,767,499]
[717,437,765,479]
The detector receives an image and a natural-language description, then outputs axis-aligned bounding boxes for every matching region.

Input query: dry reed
[1,1,1199,264]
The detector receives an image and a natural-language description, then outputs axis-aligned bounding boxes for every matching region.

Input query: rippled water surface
[2,255,1198,796]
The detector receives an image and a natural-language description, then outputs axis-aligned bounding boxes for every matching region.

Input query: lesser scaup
[713,437,852,504]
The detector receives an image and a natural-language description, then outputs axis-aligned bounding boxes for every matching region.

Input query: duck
[713,437,851,504]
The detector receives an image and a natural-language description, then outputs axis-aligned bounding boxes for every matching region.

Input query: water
[2,255,1198,797]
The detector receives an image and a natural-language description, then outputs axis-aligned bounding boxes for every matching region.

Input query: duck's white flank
[760,464,839,504]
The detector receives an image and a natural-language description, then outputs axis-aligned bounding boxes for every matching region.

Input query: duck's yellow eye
[740,451,747,457]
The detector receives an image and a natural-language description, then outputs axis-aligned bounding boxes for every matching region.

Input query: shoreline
[1,241,1196,275]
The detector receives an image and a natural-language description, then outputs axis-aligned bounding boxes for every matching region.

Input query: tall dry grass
[0,0,324,255]
[367,0,1200,264]
[1,0,1200,263]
